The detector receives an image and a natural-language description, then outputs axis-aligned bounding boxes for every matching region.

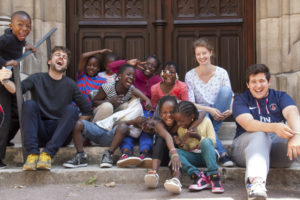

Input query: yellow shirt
[177,117,216,152]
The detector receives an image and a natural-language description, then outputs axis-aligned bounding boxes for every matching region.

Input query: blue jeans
[82,120,117,147]
[209,86,232,155]
[22,100,78,157]
[120,110,153,153]
[177,138,218,176]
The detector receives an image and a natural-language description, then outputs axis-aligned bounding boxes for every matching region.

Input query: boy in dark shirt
[7,46,92,171]
[0,11,35,169]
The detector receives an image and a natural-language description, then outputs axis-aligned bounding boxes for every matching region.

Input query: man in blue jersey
[232,64,300,200]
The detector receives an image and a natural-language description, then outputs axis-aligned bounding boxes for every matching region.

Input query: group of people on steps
[0,11,300,200]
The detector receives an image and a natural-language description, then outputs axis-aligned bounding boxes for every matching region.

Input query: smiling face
[162,64,177,85]
[118,67,136,88]
[247,72,270,99]
[194,46,213,66]
[174,112,193,129]
[144,57,158,77]
[48,50,68,73]
[159,100,176,127]
[9,14,31,41]
[86,57,100,77]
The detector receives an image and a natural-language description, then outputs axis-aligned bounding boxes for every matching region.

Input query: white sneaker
[246,177,267,200]
[144,172,159,188]
[164,177,182,194]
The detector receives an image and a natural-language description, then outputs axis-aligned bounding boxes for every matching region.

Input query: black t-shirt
[21,73,92,119]
[0,28,26,92]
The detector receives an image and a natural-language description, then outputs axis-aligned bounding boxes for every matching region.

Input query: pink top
[108,60,162,101]
[150,80,189,109]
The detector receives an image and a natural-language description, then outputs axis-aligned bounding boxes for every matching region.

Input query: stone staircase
[1,122,300,195]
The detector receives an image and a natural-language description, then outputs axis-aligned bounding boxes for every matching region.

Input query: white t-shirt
[185,66,232,107]
[98,71,116,83]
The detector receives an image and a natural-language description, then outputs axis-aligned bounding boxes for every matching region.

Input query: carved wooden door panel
[164,0,255,93]
[66,0,255,93]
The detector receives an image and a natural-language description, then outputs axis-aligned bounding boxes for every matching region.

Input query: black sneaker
[63,152,88,168]
[6,141,15,147]
[0,159,7,169]
[117,151,142,168]
[100,150,113,168]
[219,154,234,167]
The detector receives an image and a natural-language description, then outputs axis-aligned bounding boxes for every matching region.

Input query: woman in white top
[185,38,234,167]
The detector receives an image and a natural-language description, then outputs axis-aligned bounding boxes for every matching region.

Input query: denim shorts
[82,120,117,147]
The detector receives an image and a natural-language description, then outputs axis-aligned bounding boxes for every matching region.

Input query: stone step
[4,141,235,166]
[1,164,300,190]
[218,122,236,140]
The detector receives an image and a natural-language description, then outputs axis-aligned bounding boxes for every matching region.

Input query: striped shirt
[76,72,107,107]
[101,81,134,106]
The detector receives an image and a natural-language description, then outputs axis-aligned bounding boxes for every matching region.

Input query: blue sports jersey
[232,89,295,138]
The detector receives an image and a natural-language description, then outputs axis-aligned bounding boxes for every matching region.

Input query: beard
[50,63,67,73]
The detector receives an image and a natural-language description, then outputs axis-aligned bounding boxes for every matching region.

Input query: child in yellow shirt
[173,101,223,193]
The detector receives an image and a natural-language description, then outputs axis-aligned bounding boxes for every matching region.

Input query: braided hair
[175,101,199,121]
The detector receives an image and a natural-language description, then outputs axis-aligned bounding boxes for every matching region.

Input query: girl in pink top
[151,61,189,109]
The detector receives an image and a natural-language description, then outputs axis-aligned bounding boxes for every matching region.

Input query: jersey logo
[249,106,257,110]
[269,103,277,111]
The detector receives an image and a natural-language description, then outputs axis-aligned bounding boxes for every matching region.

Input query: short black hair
[145,54,161,73]
[117,64,135,76]
[154,95,178,120]
[11,11,31,23]
[246,64,270,83]
[49,46,72,65]
[163,61,178,72]
[175,101,199,120]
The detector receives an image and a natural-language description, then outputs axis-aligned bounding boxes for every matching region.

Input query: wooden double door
[66,0,256,93]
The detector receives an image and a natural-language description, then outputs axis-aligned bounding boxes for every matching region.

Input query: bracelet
[169,148,177,155]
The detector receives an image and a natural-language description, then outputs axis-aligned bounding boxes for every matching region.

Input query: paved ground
[1,182,300,200]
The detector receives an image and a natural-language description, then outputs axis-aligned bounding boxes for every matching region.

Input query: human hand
[209,107,224,121]
[110,95,125,107]
[99,49,112,54]
[144,100,153,112]
[25,43,36,53]
[0,67,13,81]
[287,134,300,160]
[134,116,146,126]
[127,59,139,66]
[5,60,18,68]
[273,123,295,138]
[136,61,146,71]
[168,153,182,172]
[186,129,200,139]
[220,109,232,120]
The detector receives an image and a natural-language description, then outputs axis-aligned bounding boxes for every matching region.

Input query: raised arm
[78,49,112,74]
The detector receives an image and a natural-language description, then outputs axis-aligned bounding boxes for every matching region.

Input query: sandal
[164,177,182,194]
[144,170,159,188]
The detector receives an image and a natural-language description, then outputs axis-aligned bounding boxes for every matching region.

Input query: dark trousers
[0,89,12,159]
[152,135,170,166]
[22,100,78,157]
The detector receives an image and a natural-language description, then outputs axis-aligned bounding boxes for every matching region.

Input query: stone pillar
[0,0,66,75]
[256,0,300,107]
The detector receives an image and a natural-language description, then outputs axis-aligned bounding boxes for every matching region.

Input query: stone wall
[256,0,300,107]
[0,0,66,75]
